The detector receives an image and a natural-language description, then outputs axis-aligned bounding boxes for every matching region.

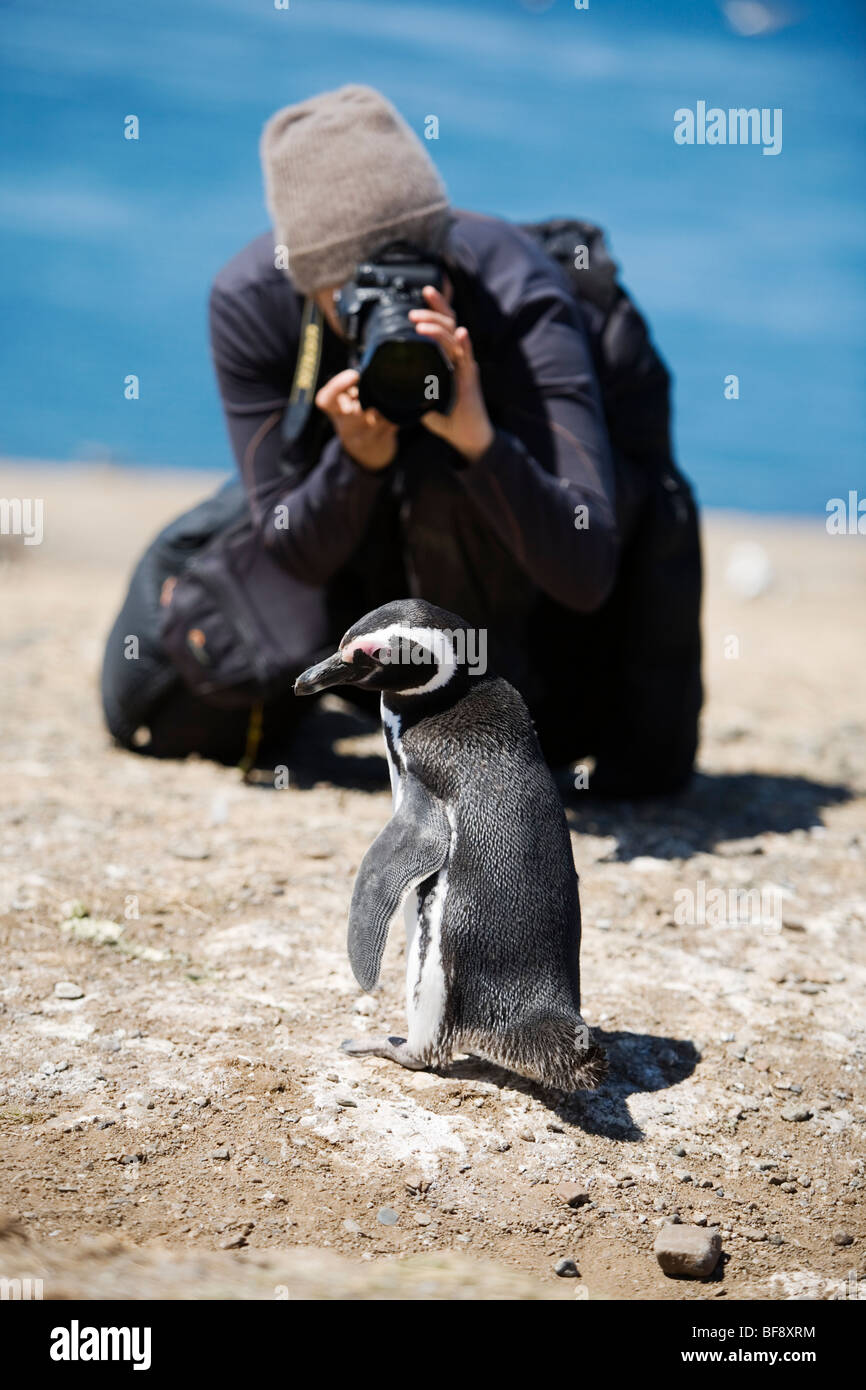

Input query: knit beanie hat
[261,85,452,294]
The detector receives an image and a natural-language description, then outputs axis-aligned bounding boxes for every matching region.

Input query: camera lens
[359,338,451,425]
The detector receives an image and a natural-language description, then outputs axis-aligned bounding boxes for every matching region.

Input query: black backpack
[102,218,701,791]
[520,220,702,794]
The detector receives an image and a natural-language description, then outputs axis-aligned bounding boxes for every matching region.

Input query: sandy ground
[0,463,864,1301]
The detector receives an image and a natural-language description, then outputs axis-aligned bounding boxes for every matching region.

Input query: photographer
[103,84,701,796]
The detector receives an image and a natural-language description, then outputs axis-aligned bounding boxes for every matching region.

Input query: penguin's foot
[340,1035,428,1070]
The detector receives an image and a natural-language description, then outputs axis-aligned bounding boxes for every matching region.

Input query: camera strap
[281,297,324,447]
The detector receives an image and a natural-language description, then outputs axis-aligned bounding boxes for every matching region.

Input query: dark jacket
[208,210,620,614]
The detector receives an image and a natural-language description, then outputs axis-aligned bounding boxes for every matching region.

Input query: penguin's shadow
[444,1030,699,1140]
[230,697,383,792]
[562,771,852,861]
[275,700,388,792]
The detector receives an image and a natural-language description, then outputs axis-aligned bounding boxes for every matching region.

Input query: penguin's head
[294,599,481,699]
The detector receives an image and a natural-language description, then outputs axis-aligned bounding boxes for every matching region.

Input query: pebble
[353,996,376,1015]
[833,1230,854,1247]
[210,1148,231,1160]
[654,1224,722,1278]
[414,1214,431,1226]
[672,1145,686,1157]
[219,1234,247,1249]
[377,1207,399,1226]
[335,1095,357,1108]
[555,1183,590,1209]
[739,1227,768,1242]
[554,1258,579,1278]
[518,1129,536,1143]
[674,1170,693,1183]
[342,1218,363,1235]
[172,843,210,861]
[54,981,84,999]
[780,1105,812,1122]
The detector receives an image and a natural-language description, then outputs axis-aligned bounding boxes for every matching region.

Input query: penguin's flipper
[348,777,450,993]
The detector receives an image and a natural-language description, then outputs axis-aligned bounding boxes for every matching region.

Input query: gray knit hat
[261,85,452,294]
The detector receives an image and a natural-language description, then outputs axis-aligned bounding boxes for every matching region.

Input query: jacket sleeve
[457,289,619,612]
[209,281,389,587]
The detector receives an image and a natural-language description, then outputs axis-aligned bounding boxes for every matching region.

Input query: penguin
[294,599,606,1092]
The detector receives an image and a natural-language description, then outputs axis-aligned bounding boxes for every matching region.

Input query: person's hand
[315,368,399,472]
[410,286,495,463]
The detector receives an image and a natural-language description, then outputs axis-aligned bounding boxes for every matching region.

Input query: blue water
[2,0,864,512]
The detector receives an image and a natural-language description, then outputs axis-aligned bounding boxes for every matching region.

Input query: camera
[335,241,455,427]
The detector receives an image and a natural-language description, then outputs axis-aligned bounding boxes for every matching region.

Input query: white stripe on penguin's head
[341,625,457,696]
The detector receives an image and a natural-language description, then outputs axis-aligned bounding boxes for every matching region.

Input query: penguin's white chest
[381,702,404,812]
[381,699,450,1054]
[405,859,450,1054]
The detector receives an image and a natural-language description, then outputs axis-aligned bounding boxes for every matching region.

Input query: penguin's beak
[293,647,377,696]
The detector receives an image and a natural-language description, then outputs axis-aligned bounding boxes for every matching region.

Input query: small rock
[414,1214,431,1226]
[780,1182,798,1193]
[377,1207,399,1226]
[488,1138,511,1153]
[335,1095,357,1108]
[403,1172,428,1193]
[693,1214,708,1226]
[353,996,376,1015]
[674,1170,693,1183]
[342,1218,363,1235]
[780,1105,812,1122]
[654,1224,722,1278]
[554,1257,579,1278]
[555,1182,590,1209]
[739,1227,768,1242]
[833,1230,854,1247]
[518,1129,536,1143]
[672,1145,686,1157]
[219,1234,247,1249]
[54,981,84,1000]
